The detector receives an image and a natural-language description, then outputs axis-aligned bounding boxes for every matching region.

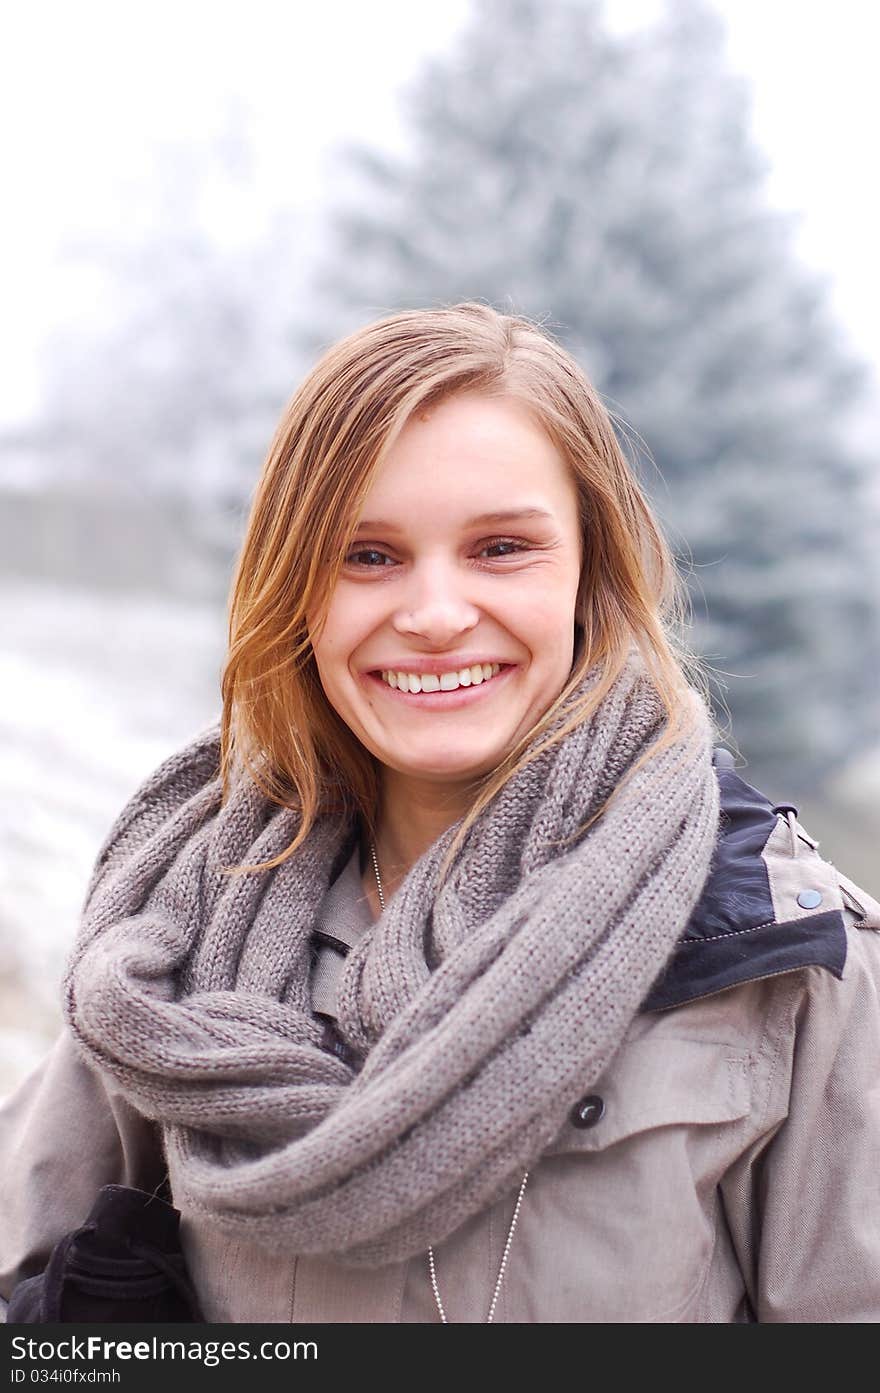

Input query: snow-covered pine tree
[309,0,880,792]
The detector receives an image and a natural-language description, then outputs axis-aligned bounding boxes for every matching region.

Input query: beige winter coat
[2,766,880,1323]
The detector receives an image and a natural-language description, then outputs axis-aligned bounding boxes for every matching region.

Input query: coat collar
[641,748,848,1012]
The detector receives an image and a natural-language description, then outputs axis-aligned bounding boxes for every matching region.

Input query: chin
[381,744,501,779]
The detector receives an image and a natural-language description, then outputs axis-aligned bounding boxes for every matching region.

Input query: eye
[479,538,529,559]
[343,537,531,569]
[345,547,394,568]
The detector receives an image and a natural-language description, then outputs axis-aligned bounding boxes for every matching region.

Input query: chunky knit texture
[64,652,720,1267]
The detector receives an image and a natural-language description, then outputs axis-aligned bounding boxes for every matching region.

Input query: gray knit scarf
[64,652,720,1268]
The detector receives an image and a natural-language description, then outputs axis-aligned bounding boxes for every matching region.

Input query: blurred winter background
[2,0,879,1094]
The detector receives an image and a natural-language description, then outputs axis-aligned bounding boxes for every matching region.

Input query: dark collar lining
[641,754,847,1012]
[642,909,847,1012]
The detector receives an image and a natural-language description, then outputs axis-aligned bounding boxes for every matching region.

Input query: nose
[391,558,481,645]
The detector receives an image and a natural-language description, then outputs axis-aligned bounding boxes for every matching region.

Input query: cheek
[309,602,351,669]
[318,587,378,652]
[519,591,577,637]
[313,659,358,730]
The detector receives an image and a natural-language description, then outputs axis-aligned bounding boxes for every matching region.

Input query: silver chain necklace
[369,839,529,1323]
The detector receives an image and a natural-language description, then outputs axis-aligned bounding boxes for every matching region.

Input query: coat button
[570,1094,605,1129]
[797,889,823,909]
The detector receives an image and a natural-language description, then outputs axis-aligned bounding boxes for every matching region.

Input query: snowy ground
[1,580,225,1095]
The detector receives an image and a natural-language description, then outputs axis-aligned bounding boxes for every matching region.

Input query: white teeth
[380,662,503,693]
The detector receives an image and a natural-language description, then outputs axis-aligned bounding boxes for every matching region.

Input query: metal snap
[797,889,823,909]
[570,1094,605,1129]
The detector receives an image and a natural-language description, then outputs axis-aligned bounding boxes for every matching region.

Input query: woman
[2,302,879,1323]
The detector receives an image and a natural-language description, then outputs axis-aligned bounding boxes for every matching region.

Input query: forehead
[361,393,575,520]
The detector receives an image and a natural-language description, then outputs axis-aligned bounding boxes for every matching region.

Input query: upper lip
[368,656,515,676]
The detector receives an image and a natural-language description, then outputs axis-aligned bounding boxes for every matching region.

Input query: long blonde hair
[221,302,720,879]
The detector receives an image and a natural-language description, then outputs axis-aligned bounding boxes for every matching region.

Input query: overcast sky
[2,0,878,427]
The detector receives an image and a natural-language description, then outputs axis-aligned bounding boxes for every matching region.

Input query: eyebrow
[353,507,557,533]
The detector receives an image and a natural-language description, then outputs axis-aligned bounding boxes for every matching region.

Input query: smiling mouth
[376,662,504,694]
[364,663,516,709]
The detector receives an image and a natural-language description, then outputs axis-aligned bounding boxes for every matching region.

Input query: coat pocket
[514,1038,755,1321]
[546,1036,753,1155]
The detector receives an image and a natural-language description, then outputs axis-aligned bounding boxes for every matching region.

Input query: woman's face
[308,392,583,791]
